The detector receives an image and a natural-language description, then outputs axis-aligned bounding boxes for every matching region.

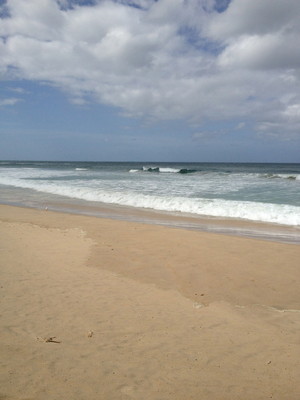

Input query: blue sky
[1,0,300,162]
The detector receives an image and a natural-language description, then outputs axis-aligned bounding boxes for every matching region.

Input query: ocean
[1,161,300,242]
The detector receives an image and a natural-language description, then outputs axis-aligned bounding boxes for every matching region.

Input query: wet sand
[1,204,300,399]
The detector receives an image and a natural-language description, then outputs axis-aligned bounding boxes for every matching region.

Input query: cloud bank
[1,0,300,139]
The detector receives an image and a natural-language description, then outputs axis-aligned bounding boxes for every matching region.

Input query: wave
[143,166,160,172]
[1,175,299,226]
[142,166,196,174]
[75,168,88,171]
[262,173,299,180]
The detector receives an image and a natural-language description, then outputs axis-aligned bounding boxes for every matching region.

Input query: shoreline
[1,185,300,244]
[1,197,299,244]
[1,204,300,399]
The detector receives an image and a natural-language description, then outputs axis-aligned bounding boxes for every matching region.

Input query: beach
[1,204,300,399]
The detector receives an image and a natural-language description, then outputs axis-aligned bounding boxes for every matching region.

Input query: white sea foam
[1,164,299,226]
[1,174,299,226]
[158,167,181,173]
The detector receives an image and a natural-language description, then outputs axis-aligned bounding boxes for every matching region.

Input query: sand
[0,204,299,400]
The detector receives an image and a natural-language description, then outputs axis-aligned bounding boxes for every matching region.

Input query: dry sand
[0,204,299,400]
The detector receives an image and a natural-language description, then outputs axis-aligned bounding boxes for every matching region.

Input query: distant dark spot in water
[287,176,296,180]
[179,168,197,174]
[147,167,159,172]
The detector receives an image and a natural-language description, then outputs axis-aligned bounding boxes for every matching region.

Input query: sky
[0,0,300,162]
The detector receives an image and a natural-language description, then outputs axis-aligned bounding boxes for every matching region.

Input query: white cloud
[0,97,21,106]
[0,0,300,140]
[193,129,226,140]
[214,0,300,72]
[8,86,27,93]
[218,33,300,70]
[209,0,300,38]
[283,104,300,119]
[236,122,245,130]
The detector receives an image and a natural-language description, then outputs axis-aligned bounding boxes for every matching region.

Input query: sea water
[0,161,300,240]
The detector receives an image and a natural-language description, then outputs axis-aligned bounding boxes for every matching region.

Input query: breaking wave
[1,162,299,227]
[142,166,196,174]
[0,175,299,226]
[262,173,299,180]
